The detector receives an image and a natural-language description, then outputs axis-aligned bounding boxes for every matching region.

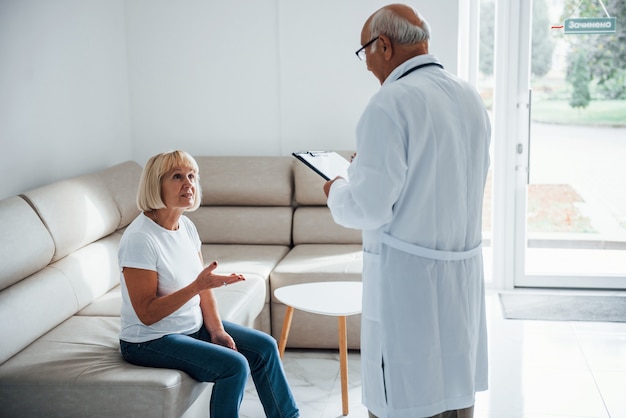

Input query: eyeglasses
[355,36,379,61]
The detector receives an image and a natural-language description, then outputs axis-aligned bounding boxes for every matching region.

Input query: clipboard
[292,151,350,181]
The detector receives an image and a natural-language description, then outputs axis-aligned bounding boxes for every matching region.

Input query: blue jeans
[120,321,299,418]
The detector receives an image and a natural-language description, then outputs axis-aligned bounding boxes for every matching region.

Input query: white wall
[0,0,132,200]
[279,0,459,152]
[127,0,460,164]
[0,0,460,199]
[124,0,283,162]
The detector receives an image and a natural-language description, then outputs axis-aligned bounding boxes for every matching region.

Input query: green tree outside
[562,0,626,101]
[567,51,592,109]
[478,0,625,124]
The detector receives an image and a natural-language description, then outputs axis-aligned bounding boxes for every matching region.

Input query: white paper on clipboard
[292,151,350,181]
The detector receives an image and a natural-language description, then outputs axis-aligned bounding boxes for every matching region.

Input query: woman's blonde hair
[136,150,202,212]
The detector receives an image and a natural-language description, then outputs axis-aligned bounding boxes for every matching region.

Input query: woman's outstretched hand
[195,261,246,291]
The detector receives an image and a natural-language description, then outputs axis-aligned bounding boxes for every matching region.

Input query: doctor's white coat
[327,55,490,417]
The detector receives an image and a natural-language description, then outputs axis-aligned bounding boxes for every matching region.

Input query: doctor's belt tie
[382,233,482,261]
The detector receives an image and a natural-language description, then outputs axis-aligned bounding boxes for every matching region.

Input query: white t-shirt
[118,213,203,343]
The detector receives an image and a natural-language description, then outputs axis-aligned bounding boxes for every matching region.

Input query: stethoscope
[396,62,443,80]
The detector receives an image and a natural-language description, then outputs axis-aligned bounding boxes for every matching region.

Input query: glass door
[514,0,626,288]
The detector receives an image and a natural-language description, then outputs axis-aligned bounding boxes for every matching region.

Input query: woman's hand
[194,261,246,292]
[210,329,238,351]
[195,259,244,350]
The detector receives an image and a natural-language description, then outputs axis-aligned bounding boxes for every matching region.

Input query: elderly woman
[118,150,299,418]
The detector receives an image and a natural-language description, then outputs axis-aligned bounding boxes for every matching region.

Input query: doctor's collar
[383,54,442,85]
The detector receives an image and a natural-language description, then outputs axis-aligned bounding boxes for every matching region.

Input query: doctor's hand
[323,176,343,198]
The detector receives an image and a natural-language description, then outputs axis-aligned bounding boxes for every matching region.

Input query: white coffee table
[274,281,362,416]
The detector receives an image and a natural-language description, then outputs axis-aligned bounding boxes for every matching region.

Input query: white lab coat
[327,54,490,417]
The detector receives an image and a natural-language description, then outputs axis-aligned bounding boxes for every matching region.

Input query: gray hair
[369,7,430,51]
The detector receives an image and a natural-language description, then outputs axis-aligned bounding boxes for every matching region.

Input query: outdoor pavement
[530,122,626,237]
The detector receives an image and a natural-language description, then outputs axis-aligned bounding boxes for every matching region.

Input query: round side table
[274,281,362,416]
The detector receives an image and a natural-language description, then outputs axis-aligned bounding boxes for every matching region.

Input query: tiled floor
[241,290,626,418]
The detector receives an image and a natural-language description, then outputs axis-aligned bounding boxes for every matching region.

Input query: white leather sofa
[0,155,362,417]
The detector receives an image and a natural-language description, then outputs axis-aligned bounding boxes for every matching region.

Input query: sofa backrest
[20,161,140,262]
[0,197,55,289]
[0,161,141,364]
[189,156,294,246]
[292,152,361,245]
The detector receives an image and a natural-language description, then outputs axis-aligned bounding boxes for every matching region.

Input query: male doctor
[323,4,490,418]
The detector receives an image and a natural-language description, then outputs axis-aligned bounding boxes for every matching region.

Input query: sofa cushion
[189,206,293,246]
[0,266,78,364]
[293,157,328,206]
[0,196,55,291]
[0,316,208,418]
[196,156,293,206]
[293,206,361,245]
[200,244,289,280]
[270,244,362,349]
[97,161,142,229]
[270,244,363,288]
[77,285,122,317]
[212,273,267,328]
[52,233,121,311]
[21,174,121,263]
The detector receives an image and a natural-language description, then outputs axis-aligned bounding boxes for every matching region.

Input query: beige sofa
[0,155,362,417]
